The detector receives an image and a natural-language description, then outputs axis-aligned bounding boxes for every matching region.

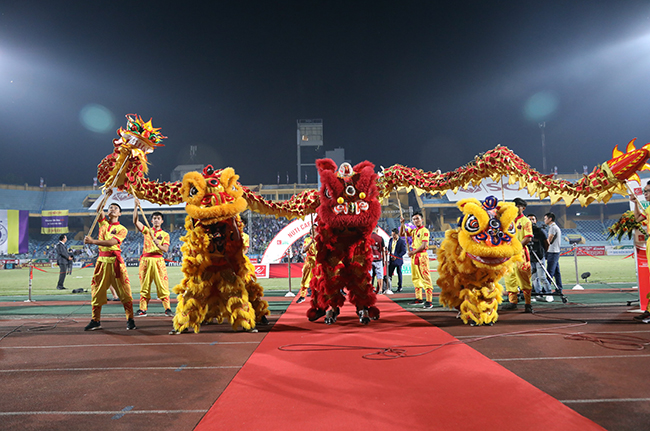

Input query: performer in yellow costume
[133,199,172,317]
[297,234,316,303]
[502,198,533,313]
[84,203,136,331]
[632,181,650,323]
[400,212,434,308]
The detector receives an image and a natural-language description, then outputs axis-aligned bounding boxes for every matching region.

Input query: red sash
[99,250,124,279]
[142,253,163,258]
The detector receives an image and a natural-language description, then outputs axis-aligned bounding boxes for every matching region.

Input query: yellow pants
[90,257,133,321]
[298,260,314,298]
[412,253,433,302]
[138,257,170,311]
[505,260,532,304]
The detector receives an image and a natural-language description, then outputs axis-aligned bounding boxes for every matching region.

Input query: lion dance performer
[296,232,317,304]
[172,165,269,333]
[436,196,522,326]
[501,197,533,313]
[84,202,136,331]
[400,212,433,308]
[132,199,173,317]
[306,159,382,325]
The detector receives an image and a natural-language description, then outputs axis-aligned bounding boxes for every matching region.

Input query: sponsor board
[254,264,269,278]
[605,247,635,256]
[560,246,606,256]
[166,261,181,267]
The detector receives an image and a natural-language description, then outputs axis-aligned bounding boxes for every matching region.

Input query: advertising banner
[41,210,69,234]
[253,264,269,279]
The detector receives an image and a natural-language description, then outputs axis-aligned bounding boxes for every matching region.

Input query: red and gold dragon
[96,114,650,327]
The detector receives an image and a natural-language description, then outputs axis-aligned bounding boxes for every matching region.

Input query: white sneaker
[545,296,554,302]
[385,290,394,295]
[531,298,537,302]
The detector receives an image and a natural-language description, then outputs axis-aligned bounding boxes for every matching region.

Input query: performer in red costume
[306,159,382,325]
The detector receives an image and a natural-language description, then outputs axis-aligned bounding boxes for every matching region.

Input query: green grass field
[0,255,638,298]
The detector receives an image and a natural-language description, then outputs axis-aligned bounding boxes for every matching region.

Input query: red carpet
[196,296,604,431]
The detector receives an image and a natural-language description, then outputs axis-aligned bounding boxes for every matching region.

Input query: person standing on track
[55,234,73,290]
[400,212,434,308]
[631,182,650,323]
[502,198,534,313]
[133,199,172,317]
[296,233,317,303]
[83,203,136,331]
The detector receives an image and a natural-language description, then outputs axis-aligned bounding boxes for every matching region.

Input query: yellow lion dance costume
[437,196,522,326]
[172,165,269,333]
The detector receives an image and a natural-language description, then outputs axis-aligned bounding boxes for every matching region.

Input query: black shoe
[56,286,66,290]
[409,299,423,306]
[259,315,269,325]
[500,302,518,311]
[633,310,650,321]
[396,288,402,292]
[642,315,650,324]
[84,320,101,331]
[423,301,434,309]
[524,304,533,313]
[136,309,147,317]
[164,309,174,317]
[296,296,305,304]
[126,318,137,330]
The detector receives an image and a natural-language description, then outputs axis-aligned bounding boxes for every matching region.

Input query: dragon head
[604,138,650,184]
[113,113,166,154]
[456,196,522,270]
[316,159,381,231]
[181,165,247,225]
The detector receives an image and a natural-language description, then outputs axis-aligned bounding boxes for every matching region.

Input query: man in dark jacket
[55,234,73,290]
[387,229,407,292]
[528,215,552,299]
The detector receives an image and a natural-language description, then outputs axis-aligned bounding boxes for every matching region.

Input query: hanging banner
[444,176,540,203]
[88,189,186,211]
[41,210,69,234]
[0,210,29,254]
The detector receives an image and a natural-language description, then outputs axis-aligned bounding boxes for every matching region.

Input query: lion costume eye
[189,186,198,197]
[507,222,516,235]
[324,188,332,199]
[345,185,356,196]
[464,215,480,233]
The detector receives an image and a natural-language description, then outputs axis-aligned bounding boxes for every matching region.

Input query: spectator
[544,212,563,295]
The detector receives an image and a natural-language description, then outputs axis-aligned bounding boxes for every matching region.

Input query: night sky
[1,1,649,187]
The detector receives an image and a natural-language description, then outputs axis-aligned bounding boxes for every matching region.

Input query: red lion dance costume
[306,159,382,325]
